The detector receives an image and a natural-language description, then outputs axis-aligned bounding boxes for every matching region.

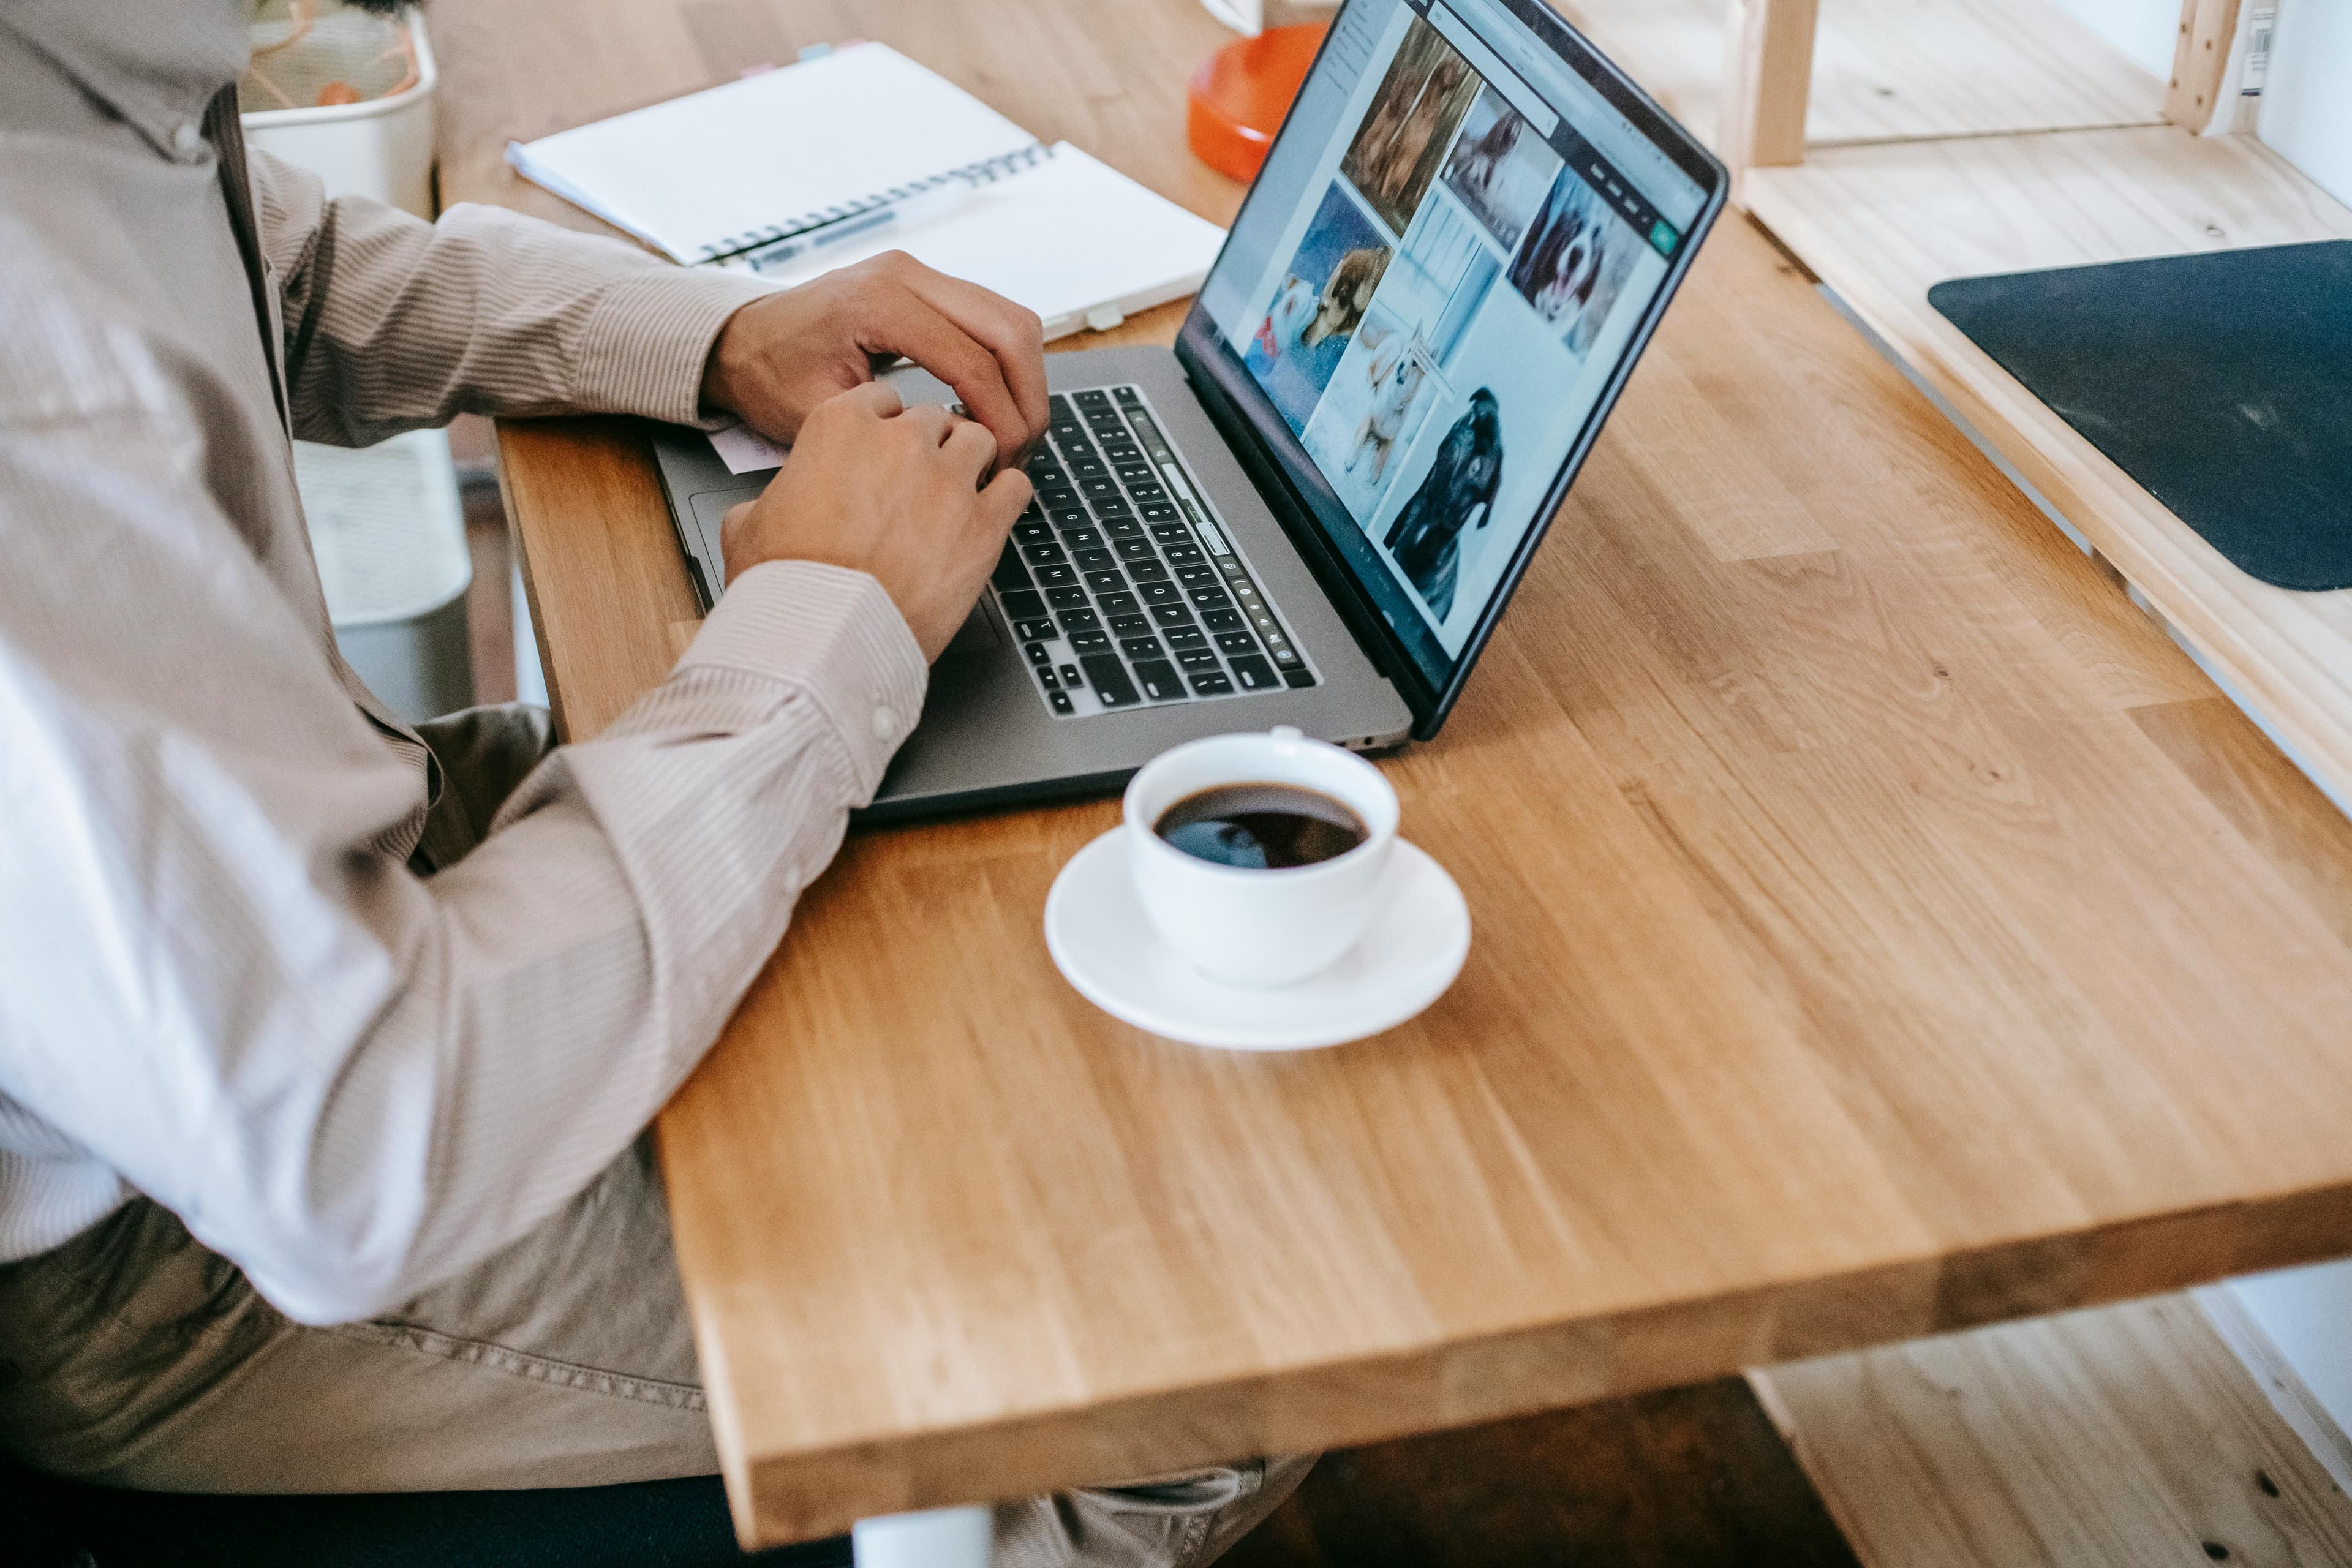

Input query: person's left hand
[700,252,1050,475]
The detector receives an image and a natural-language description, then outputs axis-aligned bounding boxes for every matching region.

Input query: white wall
[2048,0,2183,80]
[2261,0,2352,208]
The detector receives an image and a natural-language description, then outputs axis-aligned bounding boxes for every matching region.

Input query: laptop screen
[1191,0,1721,710]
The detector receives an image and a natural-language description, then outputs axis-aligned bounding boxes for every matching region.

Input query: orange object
[1186,23,1328,183]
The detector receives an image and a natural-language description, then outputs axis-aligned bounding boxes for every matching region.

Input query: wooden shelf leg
[2166,0,2243,132]
[1720,0,1820,194]
[850,1505,993,1567]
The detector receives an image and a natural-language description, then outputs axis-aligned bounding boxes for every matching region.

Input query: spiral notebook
[506,42,1226,343]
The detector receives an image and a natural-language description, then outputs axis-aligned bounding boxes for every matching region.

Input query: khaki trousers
[0,704,1311,1565]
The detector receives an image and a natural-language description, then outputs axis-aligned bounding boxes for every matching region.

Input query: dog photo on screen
[1242,182,1393,434]
[1339,17,1482,238]
[1384,388,1504,624]
[1439,87,1562,254]
[1508,170,1643,362]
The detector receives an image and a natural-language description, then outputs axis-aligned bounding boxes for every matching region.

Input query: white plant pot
[242,9,439,219]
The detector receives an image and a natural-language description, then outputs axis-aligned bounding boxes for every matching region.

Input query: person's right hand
[720,381,1031,662]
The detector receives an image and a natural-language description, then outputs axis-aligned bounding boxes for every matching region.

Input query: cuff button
[872,705,897,741]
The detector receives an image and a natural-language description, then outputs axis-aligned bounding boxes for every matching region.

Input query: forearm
[253,151,772,443]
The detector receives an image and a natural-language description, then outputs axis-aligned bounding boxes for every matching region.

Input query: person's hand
[701,252,1050,475]
[720,382,1031,662]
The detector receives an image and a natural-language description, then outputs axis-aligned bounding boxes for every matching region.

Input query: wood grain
[1743,125,2352,808]
[435,0,2352,1548]
[2168,0,2244,133]
[1721,0,1820,175]
[1754,1294,2352,1567]
[1565,0,2166,156]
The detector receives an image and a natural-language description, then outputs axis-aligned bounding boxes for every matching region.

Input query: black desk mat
[1928,241,2352,590]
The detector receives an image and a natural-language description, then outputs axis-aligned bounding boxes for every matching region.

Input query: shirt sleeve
[0,366,925,1326]
[248,148,778,445]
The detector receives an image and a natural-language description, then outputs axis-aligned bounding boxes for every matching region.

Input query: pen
[744,183,976,274]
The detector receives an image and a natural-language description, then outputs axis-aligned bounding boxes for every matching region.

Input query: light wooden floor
[1755,1295,2352,1568]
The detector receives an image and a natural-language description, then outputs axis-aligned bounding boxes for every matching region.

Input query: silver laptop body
[648,0,1726,819]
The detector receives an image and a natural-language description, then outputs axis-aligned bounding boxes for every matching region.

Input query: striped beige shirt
[0,0,926,1324]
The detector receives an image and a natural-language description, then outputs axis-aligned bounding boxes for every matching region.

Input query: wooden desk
[435,0,2352,1548]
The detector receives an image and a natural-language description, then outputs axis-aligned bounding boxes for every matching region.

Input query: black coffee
[1154,783,1368,870]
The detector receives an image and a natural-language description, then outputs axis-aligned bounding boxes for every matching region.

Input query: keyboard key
[1176,646,1220,670]
[1282,667,1317,688]
[1081,655,1142,707]
[1059,608,1101,634]
[1202,608,1247,632]
[1190,588,1233,610]
[1038,486,1080,510]
[992,545,1030,592]
[1163,543,1204,565]
[1229,654,1280,691]
[1115,538,1157,561]
[1057,435,1095,461]
[1014,520,1053,545]
[1033,563,1076,587]
[1073,388,1111,410]
[1109,614,1152,637]
[1177,564,1218,587]
[1090,495,1134,518]
[1115,462,1154,484]
[1084,570,1126,594]
[1103,442,1142,464]
[1150,604,1194,629]
[1215,631,1259,655]
[1166,627,1209,652]
[1048,508,1090,532]
[1038,666,1060,691]
[1070,631,1110,653]
[1189,671,1234,696]
[1139,502,1178,522]
[1125,559,1169,581]
[1098,590,1140,615]
[1014,617,1056,642]
[1022,541,1067,565]
[1114,385,1142,405]
[999,589,1046,622]
[1133,660,1186,703]
[1048,393,1074,419]
[1074,548,1115,570]
[1080,478,1120,500]
[1140,581,1182,605]
[1120,636,1165,660]
[1050,690,1074,715]
[1128,482,1167,502]
[1025,642,1051,665]
[1060,663,1083,687]
[1026,462,1067,488]
[1102,516,1144,538]
[1060,526,1103,549]
[1047,585,1088,609]
[1150,522,1191,545]
[1069,457,1107,480]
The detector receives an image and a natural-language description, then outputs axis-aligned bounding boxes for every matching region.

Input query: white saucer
[1043,830,1471,1050]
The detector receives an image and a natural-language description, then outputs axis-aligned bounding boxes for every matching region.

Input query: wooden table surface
[435,0,2352,1548]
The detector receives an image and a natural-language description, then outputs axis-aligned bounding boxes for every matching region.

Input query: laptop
[650,0,1727,819]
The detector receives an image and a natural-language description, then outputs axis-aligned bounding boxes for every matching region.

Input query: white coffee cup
[1124,726,1400,989]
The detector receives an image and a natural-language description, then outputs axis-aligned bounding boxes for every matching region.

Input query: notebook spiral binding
[695,141,1057,265]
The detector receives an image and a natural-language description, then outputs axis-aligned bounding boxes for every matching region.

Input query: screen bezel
[1175,0,1729,738]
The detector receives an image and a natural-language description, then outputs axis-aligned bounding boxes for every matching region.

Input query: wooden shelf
[1562,0,2168,151]
[1743,124,2352,799]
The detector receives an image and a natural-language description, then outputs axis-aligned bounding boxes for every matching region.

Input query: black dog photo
[1384,388,1503,624]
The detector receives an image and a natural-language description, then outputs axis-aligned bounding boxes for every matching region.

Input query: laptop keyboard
[987,386,1315,717]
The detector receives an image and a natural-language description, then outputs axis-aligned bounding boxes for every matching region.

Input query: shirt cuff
[573,268,780,428]
[676,561,930,799]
